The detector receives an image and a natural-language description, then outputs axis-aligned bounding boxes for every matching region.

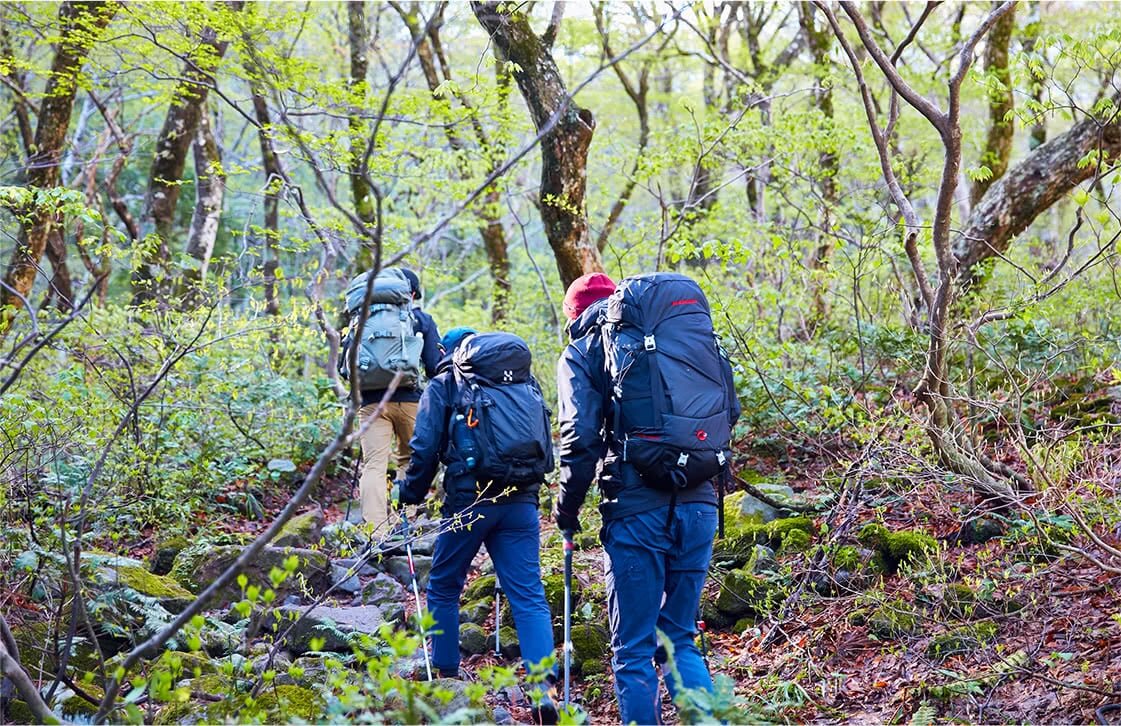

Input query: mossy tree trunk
[395,1,512,321]
[970,2,1016,206]
[955,99,1121,274]
[0,0,116,339]
[472,1,604,290]
[180,112,225,292]
[799,2,837,328]
[347,1,378,274]
[134,1,242,305]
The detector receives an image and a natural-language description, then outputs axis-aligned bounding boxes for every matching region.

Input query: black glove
[391,480,409,511]
[554,505,581,534]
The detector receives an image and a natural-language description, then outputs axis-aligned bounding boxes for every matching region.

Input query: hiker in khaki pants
[357,269,440,539]
[359,401,420,537]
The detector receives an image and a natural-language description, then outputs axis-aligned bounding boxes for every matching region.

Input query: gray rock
[359,573,406,606]
[493,706,514,724]
[486,626,520,659]
[252,650,291,676]
[459,598,492,626]
[199,617,244,656]
[170,545,330,603]
[393,651,430,680]
[385,555,432,591]
[459,622,489,656]
[271,604,387,654]
[746,544,778,573]
[333,557,379,577]
[274,509,325,548]
[277,654,331,686]
[738,484,797,524]
[330,563,362,596]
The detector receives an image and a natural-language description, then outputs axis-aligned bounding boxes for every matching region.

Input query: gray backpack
[338,268,424,390]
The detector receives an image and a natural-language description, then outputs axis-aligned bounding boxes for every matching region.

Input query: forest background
[1,0,1121,723]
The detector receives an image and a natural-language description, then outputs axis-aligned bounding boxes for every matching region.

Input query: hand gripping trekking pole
[400,508,433,681]
[562,530,575,709]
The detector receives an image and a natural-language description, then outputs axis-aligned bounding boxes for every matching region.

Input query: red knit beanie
[563,272,617,320]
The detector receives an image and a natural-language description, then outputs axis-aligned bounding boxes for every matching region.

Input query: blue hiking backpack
[450,332,554,490]
[601,273,736,511]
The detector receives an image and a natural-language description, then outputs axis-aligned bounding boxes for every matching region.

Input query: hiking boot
[530,700,558,726]
[529,677,559,725]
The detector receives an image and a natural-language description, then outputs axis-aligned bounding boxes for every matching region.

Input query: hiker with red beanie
[555,271,739,723]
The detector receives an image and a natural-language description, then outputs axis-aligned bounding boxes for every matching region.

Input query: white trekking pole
[398,503,432,681]
[494,574,503,656]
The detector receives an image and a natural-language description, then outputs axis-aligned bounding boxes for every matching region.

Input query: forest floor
[6,406,1121,725]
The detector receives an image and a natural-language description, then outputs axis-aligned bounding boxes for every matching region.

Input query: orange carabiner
[466,408,479,429]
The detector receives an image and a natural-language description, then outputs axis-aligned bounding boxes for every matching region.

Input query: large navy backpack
[451,332,554,490]
[602,273,735,498]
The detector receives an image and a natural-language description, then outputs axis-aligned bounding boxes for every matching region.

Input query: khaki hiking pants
[358,400,418,539]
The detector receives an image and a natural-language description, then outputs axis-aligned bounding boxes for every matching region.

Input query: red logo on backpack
[671,298,699,306]
[696,430,708,441]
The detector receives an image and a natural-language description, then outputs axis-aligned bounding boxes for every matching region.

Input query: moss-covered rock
[273,509,325,549]
[58,685,103,718]
[463,574,496,601]
[253,684,324,722]
[6,700,34,724]
[486,626,520,659]
[101,565,195,613]
[715,571,781,617]
[927,621,998,659]
[865,600,920,639]
[543,572,583,617]
[699,600,734,632]
[714,517,816,566]
[732,617,755,633]
[170,544,329,602]
[9,619,100,681]
[570,623,610,675]
[150,536,190,576]
[459,598,492,626]
[154,649,217,679]
[858,523,938,573]
[956,518,1005,546]
[459,622,489,656]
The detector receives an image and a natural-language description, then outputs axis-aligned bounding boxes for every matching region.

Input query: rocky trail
[7,445,1121,724]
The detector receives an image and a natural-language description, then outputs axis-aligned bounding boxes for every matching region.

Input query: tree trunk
[250,90,282,317]
[395,2,512,320]
[42,230,74,313]
[800,3,837,326]
[182,113,225,287]
[0,1,114,339]
[134,4,240,304]
[955,101,1121,273]
[1023,1,1047,149]
[472,1,603,289]
[347,1,377,273]
[970,2,1016,205]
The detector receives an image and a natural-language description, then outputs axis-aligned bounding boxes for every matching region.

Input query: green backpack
[338,268,424,391]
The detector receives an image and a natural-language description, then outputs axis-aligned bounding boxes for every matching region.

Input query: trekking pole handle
[562,531,575,551]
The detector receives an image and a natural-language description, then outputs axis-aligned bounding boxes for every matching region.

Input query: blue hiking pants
[427,502,555,680]
[603,502,718,724]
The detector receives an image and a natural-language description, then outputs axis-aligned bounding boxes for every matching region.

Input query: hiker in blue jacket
[555,272,741,724]
[398,330,558,724]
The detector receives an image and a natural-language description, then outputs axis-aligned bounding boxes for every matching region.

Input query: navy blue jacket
[362,307,441,406]
[400,361,541,514]
[556,299,741,522]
